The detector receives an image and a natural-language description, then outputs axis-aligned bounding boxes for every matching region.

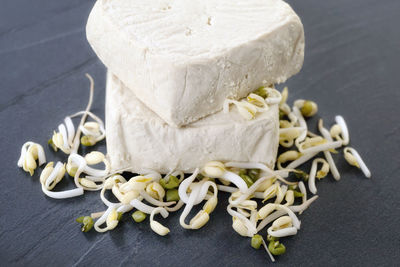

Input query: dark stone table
[1,0,399,266]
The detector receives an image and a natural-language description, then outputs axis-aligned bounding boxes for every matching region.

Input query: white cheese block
[88,0,304,127]
[106,72,279,174]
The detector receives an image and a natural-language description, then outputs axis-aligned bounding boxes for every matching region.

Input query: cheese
[106,72,279,174]
[87,0,304,127]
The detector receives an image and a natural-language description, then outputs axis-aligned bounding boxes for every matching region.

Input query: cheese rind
[106,73,279,174]
[88,0,304,127]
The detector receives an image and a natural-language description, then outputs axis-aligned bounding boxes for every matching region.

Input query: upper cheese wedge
[88,0,304,127]
[106,72,279,174]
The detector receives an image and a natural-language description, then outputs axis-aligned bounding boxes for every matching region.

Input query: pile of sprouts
[17,75,371,262]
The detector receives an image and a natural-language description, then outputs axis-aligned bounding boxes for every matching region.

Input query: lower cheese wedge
[106,72,279,174]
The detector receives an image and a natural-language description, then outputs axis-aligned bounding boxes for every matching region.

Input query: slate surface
[1,0,399,266]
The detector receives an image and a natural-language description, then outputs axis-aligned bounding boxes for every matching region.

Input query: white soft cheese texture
[88,0,304,127]
[106,72,279,174]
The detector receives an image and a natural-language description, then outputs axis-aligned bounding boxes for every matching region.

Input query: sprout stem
[71,74,94,154]
[41,185,84,199]
[335,115,349,145]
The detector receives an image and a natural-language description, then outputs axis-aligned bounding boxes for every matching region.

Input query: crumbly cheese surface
[106,72,279,174]
[88,0,304,127]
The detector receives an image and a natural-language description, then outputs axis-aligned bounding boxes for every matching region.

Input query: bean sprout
[140,191,176,207]
[289,195,319,213]
[94,204,121,232]
[343,147,371,178]
[178,168,200,203]
[17,77,372,263]
[227,205,257,237]
[165,200,185,212]
[68,153,109,191]
[150,207,170,236]
[41,185,84,199]
[308,158,329,194]
[318,119,341,180]
[268,226,298,237]
[130,198,157,214]
[229,176,272,206]
[274,185,287,204]
[203,161,248,192]
[292,106,307,146]
[223,86,281,120]
[297,182,307,214]
[179,182,202,229]
[334,115,350,145]
[18,142,46,176]
[264,88,282,104]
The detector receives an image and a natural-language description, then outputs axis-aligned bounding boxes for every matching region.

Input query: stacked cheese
[106,73,279,173]
[86,0,304,173]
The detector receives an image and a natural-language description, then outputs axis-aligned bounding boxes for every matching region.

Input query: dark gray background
[1,0,399,266]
